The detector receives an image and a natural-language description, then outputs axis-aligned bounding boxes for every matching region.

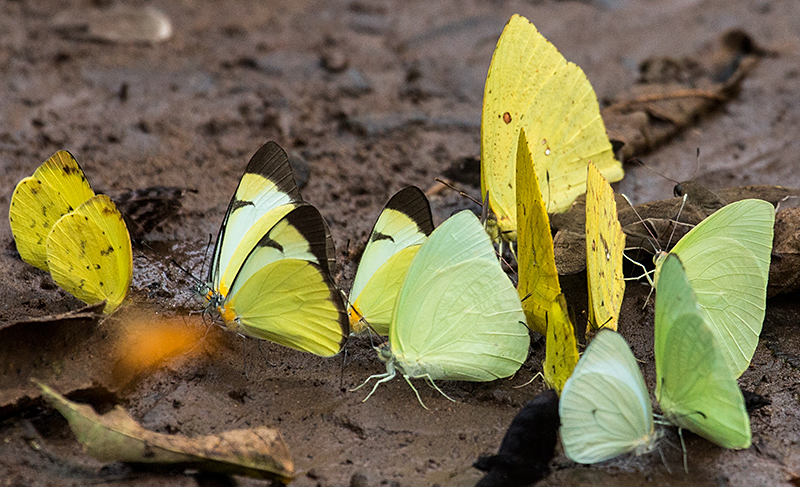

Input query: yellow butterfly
[585,162,625,336]
[9,152,132,314]
[9,151,95,270]
[516,129,578,394]
[201,142,348,357]
[481,14,623,243]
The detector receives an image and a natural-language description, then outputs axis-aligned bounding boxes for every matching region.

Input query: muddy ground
[1,0,800,486]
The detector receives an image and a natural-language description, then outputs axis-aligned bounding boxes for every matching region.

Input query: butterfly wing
[585,162,625,335]
[542,294,579,395]
[655,254,751,449]
[560,330,656,463]
[481,14,623,240]
[9,151,95,270]
[210,142,303,295]
[516,129,561,335]
[45,195,132,314]
[662,199,774,377]
[389,210,529,381]
[349,187,433,334]
[221,204,348,356]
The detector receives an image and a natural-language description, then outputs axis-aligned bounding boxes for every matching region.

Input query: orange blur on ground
[112,311,206,384]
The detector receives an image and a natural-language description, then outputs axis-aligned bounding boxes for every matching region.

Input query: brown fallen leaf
[0,303,105,419]
[34,381,294,483]
[603,29,767,161]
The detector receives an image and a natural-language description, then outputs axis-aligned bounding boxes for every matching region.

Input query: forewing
[350,187,432,307]
[516,129,561,335]
[9,151,95,270]
[654,255,750,449]
[585,162,625,334]
[211,142,302,289]
[481,14,622,238]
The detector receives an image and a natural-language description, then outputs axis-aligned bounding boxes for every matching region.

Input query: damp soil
[1,1,800,486]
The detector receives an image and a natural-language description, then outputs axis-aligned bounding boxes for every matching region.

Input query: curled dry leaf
[602,29,767,161]
[34,381,294,483]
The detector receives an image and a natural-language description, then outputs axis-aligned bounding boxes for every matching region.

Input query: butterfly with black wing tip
[348,186,434,335]
[197,141,348,357]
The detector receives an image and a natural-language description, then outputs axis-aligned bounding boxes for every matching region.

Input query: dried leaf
[0,303,105,419]
[603,29,766,161]
[769,207,800,297]
[35,381,294,483]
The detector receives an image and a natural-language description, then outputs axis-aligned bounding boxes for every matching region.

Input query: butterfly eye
[673,183,684,197]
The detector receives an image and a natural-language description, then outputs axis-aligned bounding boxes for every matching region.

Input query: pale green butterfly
[653,198,774,378]
[655,253,751,451]
[353,210,530,408]
[559,329,659,463]
[560,254,750,465]
[347,187,434,335]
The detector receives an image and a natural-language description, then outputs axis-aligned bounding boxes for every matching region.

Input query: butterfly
[9,152,132,314]
[481,14,623,243]
[560,254,750,466]
[516,129,577,394]
[9,151,96,271]
[559,329,657,463]
[652,198,774,377]
[347,186,434,335]
[200,141,348,357]
[354,210,530,408]
[585,161,626,336]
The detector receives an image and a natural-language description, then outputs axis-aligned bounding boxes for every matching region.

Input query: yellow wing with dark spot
[543,294,579,395]
[46,195,132,314]
[516,129,561,336]
[9,151,95,270]
[481,14,623,241]
[586,162,625,335]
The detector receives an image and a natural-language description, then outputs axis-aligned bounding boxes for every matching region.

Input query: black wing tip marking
[384,186,434,235]
[244,141,302,202]
[275,204,331,270]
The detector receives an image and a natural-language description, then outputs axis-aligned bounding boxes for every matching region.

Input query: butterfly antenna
[621,194,660,253]
[339,346,348,390]
[629,157,681,186]
[434,178,483,207]
[665,194,689,251]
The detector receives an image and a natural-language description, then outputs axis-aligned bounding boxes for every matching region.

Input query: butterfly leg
[513,370,543,389]
[422,374,455,403]
[404,375,428,410]
[360,370,396,403]
[678,427,688,474]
